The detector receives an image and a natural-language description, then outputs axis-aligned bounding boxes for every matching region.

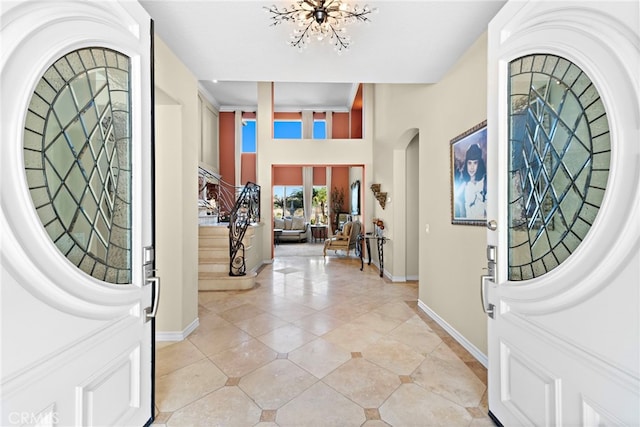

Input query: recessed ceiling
[140,0,507,111]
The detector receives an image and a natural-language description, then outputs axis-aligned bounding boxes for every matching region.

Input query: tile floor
[153,244,494,426]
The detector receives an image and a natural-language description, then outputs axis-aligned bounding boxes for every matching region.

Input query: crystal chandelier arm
[328,24,350,51]
[264,5,304,25]
[290,21,315,49]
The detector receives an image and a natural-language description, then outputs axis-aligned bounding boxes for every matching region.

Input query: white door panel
[486,1,639,425]
[1,1,155,426]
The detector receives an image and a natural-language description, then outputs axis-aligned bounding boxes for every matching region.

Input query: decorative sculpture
[370,184,387,209]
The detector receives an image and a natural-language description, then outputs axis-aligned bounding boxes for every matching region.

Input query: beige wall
[154,36,199,335]
[373,33,489,353]
[198,94,219,173]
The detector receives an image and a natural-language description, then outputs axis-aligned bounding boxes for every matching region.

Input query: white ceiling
[140,0,507,111]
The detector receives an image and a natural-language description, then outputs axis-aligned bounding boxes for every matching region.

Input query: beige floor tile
[372,301,418,323]
[277,381,366,427]
[232,312,289,337]
[219,302,265,323]
[239,359,317,409]
[320,302,370,322]
[292,312,346,335]
[197,311,233,330]
[322,322,383,352]
[323,358,401,408]
[469,416,498,426]
[268,302,318,322]
[362,336,425,376]
[201,294,248,314]
[349,310,405,335]
[208,338,277,377]
[156,339,206,377]
[256,324,318,353]
[411,354,486,407]
[361,421,391,427]
[188,322,253,356]
[388,316,442,356]
[284,293,335,310]
[379,383,472,427]
[167,386,261,427]
[288,337,352,379]
[156,359,227,412]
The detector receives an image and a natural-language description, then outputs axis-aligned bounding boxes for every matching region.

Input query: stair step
[198,271,256,291]
[198,248,229,259]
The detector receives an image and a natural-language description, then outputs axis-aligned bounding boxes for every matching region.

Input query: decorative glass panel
[23,48,132,284]
[508,54,610,281]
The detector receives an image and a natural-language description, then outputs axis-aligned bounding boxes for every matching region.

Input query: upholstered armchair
[323,221,361,256]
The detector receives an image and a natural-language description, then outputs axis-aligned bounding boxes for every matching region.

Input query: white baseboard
[155,317,199,342]
[417,299,488,368]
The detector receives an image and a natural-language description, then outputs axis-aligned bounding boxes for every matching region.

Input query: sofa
[274,217,309,242]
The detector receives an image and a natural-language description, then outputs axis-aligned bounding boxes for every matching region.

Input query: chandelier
[265,0,376,52]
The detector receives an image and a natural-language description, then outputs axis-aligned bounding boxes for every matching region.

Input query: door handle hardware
[480,244,497,319]
[480,275,495,319]
[144,275,160,322]
[486,220,497,231]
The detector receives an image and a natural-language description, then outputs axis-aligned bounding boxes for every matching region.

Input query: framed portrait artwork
[450,120,487,226]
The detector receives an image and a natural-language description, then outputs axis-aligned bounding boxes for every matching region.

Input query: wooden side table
[273,228,283,245]
[310,225,328,242]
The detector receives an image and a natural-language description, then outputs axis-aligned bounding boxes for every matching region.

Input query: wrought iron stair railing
[228,182,260,276]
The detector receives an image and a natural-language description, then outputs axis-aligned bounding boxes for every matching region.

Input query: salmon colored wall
[313,167,326,185]
[331,166,350,212]
[332,113,350,139]
[241,153,256,184]
[350,109,362,139]
[219,112,235,184]
[273,166,302,185]
[351,84,363,139]
[274,112,302,120]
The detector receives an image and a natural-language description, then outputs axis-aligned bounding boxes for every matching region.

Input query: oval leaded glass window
[23,48,132,284]
[508,54,610,281]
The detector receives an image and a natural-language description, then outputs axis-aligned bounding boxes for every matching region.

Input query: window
[274,120,302,139]
[273,186,303,218]
[242,119,256,152]
[311,186,328,224]
[313,120,326,139]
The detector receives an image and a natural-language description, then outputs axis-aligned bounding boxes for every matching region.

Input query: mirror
[350,180,360,216]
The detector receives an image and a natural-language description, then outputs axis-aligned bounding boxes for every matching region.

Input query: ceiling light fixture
[265,0,376,52]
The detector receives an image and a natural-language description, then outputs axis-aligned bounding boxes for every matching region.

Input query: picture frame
[450,120,487,226]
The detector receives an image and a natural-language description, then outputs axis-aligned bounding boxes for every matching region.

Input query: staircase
[198,224,257,291]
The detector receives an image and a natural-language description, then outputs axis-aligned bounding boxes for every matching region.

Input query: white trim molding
[155,318,200,342]
[417,299,488,368]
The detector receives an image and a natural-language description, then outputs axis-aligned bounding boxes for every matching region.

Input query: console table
[310,224,328,242]
[357,233,388,277]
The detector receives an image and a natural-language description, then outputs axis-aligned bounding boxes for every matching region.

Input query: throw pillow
[291,217,305,230]
[284,218,293,230]
[274,218,285,230]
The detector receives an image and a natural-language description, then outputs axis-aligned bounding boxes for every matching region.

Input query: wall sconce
[370,184,387,209]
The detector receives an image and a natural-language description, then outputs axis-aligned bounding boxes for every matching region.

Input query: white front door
[485,1,639,425]
[1,2,156,426]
